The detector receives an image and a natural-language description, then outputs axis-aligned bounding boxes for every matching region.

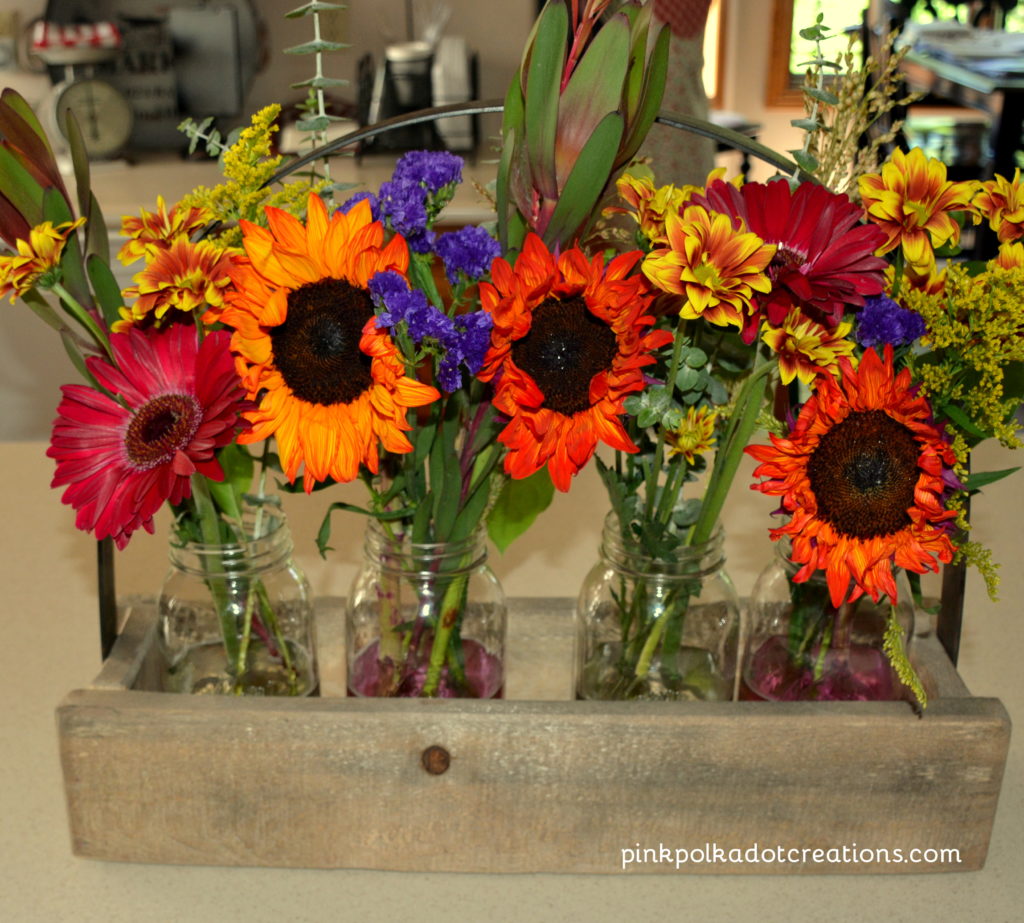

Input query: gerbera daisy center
[510,296,618,416]
[806,410,920,538]
[124,393,201,469]
[271,278,373,406]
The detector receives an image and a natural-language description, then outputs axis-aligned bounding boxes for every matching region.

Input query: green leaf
[84,192,110,265]
[0,143,45,227]
[296,115,337,132]
[86,254,124,327]
[940,402,989,440]
[675,365,701,391]
[60,329,94,386]
[790,117,821,131]
[805,86,839,106]
[790,149,819,174]
[523,0,568,201]
[315,501,415,557]
[283,39,348,55]
[618,18,669,169]
[487,468,554,553]
[683,347,708,368]
[556,12,630,189]
[290,76,349,90]
[964,467,1021,492]
[496,78,525,251]
[60,108,92,222]
[544,110,623,247]
[286,1,345,17]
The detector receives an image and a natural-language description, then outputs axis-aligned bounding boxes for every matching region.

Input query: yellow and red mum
[665,405,717,465]
[859,148,978,270]
[642,204,775,331]
[115,237,236,331]
[974,168,1024,243]
[217,194,439,490]
[607,170,727,245]
[478,233,672,492]
[747,346,958,608]
[761,309,855,386]
[0,217,86,301]
[990,241,1024,271]
[118,196,213,265]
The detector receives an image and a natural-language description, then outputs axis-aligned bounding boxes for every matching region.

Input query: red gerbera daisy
[698,177,888,337]
[47,325,248,549]
[478,233,672,491]
[746,346,958,607]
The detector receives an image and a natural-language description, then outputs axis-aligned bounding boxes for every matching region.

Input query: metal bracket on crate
[93,100,964,664]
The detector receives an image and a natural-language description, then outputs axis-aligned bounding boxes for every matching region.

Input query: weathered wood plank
[56,599,1010,873]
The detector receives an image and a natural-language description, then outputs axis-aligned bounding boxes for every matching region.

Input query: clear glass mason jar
[158,501,317,696]
[576,514,741,701]
[346,520,506,698]
[742,542,915,702]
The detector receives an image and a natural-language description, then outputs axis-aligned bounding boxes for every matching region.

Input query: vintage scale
[31,20,133,160]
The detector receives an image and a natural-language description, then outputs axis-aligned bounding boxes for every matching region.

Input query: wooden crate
[57,598,1010,873]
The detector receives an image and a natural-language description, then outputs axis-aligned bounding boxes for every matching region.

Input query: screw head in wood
[421,745,450,775]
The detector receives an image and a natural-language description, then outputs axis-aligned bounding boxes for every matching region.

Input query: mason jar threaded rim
[363,517,489,576]
[598,512,726,579]
[167,504,294,577]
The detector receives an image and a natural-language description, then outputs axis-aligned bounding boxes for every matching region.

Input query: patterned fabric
[653,0,713,39]
[641,1,714,187]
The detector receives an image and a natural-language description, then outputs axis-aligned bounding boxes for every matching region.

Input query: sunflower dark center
[124,393,201,469]
[806,409,920,539]
[270,278,373,406]
[509,296,618,416]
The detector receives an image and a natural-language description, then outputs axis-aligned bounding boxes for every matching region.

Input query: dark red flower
[697,178,888,339]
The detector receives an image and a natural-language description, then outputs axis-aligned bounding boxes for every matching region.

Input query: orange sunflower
[217,194,439,490]
[746,346,958,608]
[478,233,672,492]
[859,148,978,270]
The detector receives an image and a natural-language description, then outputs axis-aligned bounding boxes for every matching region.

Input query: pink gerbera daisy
[47,325,248,549]
[697,177,889,338]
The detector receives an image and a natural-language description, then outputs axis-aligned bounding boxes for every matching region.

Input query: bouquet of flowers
[738,24,1024,706]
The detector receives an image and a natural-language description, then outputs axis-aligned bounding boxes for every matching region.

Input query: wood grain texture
[57,599,1010,873]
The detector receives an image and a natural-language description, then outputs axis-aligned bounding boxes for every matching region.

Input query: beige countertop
[1,437,1022,921]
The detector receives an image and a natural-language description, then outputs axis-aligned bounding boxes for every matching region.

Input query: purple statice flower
[378,177,429,236]
[437,311,494,391]
[337,190,380,220]
[435,225,502,284]
[392,150,463,194]
[855,295,927,348]
[369,270,429,328]
[369,270,453,343]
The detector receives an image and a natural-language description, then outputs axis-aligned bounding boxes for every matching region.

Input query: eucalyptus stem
[643,330,688,522]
